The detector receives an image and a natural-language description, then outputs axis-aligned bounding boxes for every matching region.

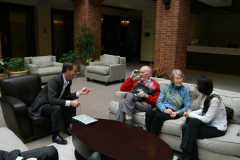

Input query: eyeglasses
[174,77,183,81]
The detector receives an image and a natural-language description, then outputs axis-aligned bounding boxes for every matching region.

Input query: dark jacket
[29,74,78,116]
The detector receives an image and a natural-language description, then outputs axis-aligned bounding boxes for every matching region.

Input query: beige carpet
[48,136,75,160]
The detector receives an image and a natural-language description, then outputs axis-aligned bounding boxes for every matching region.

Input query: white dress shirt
[189,91,227,131]
[59,75,79,107]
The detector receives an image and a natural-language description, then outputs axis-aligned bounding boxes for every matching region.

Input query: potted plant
[59,50,78,78]
[5,57,28,78]
[75,25,97,76]
[59,50,78,65]
[149,63,168,79]
[0,59,6,79]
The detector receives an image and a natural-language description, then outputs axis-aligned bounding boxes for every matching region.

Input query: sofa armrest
[120,57,126,64]
[89,61,102,66]
[26,64,38,74]
[114,91,128,102]
[0,96,33,140]
[53,62,63,67]
[109,64,126,81]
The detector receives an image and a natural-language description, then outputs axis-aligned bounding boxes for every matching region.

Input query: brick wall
[71,0,104,58]
[154,0,191,77]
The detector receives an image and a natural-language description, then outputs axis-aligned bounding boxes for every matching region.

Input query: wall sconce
[162,0,171,9]
[42,27,48,39]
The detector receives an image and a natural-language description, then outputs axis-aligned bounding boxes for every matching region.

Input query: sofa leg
[122,79,125,82]
[87,78,90,81]
[105,82,108,86]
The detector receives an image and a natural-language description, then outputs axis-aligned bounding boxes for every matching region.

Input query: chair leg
[87,78,90,81]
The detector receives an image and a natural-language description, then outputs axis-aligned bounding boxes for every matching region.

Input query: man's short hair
[62,62,75,73]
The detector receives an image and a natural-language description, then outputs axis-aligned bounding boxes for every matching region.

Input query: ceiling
[0,0,240,14]
[0,0,156,11]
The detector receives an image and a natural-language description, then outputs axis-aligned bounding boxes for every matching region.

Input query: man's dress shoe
[52,135,67,145]
[177,155,192,160]
[63,128,73,136]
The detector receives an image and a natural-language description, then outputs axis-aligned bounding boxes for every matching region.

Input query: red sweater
[120,77,160,106]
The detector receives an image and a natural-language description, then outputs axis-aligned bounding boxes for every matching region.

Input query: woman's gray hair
[170,69,184,82]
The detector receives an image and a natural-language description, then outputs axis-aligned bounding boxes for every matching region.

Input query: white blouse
[189,91,227,131]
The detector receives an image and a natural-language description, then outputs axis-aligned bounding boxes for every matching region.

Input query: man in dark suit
[0,146,58,160]
[30,62,92,145]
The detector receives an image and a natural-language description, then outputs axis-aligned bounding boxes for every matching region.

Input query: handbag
[225,106,234,121]
[210,94,234,121]
[131,83,159,102]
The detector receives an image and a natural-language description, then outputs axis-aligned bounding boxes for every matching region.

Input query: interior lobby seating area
[0,57,240,159]
[1,0,240,159]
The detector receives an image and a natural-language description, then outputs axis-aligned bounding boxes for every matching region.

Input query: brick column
[154,0,191,76]
[71,0,104,58]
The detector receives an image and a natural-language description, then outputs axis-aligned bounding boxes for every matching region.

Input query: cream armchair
[24,55,63,83]
[85,54,126,85]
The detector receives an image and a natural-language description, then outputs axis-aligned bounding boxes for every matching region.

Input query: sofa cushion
[161,116,186,136]
[220,94,240,125]
[109,101,147,126]
[86,66,110,75]
[37,67,62,76]
[101,54,120,66]
[109,101,119,114]
[133,112,146,125]
[187,84,201,111]
[197,123,240,156]
[31,56,53,68]
[0,127,29,152]
[30,116,52,127]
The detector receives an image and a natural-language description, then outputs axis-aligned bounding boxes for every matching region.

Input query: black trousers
[20,146,58,160]
[145,108,180,136]
[41,104,76,132]
[180,118,226,159]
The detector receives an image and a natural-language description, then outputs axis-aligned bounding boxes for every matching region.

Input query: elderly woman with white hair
[145,69,191,136]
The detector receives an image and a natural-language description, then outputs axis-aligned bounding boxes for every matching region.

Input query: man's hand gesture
[79,87,93,95]
[70,100,80,108]
[130,70,139,79]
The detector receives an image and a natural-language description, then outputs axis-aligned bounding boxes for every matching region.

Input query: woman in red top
[115,66,160,125]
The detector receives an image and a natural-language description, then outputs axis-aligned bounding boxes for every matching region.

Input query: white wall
[141,10,155,62]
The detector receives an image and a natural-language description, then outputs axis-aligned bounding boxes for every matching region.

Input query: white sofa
[85,54,126,85]
[108,78,240,160]
[0,127,29,152]
[24,56,63,83]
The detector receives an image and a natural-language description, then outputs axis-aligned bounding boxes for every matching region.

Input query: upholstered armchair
[85,54,126,85]
[24,55,63,83]
[0,74,52,143]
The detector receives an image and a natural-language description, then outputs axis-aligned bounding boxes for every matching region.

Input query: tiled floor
[126,56,240,93]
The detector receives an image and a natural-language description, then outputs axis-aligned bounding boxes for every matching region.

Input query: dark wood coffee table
[72,119,173,160]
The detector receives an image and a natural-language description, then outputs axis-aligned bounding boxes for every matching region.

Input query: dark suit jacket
[0,150,20,160]
[30,74,78,117]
